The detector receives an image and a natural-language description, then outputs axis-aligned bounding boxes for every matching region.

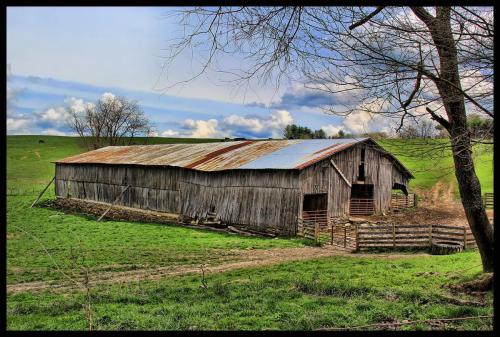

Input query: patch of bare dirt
[6,247,428,294]
[360,181,494,228]
[41,198,180,225]
[449,273,493,293]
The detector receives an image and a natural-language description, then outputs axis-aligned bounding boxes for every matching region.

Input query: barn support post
[97,185,131,222]
[30,176,55,208]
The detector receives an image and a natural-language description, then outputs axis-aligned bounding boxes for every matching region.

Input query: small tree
[69,95,151,149]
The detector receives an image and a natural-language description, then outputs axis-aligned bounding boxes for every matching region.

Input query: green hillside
[378,139,493,195]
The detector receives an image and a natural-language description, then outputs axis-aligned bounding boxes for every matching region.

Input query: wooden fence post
[355,224,359,252]
[463,226,467,250]
[315,223,319,243]
[428,224,433,247]
[392,222,396,249]
[331,225,334,245]
[30,177,55,208]
[344,226,347,248]
[97,185,131,222]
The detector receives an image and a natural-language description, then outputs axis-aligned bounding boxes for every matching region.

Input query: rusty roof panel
[55,138,368,171]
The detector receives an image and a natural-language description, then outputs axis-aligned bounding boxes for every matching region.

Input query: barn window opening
[358,163,365,181]
[358,147,366,181]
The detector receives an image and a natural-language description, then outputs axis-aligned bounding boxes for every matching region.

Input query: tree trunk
[448,125,494,272]
[426,7,494,272]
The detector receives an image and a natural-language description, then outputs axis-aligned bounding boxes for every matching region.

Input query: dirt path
[7,246,427,294]
[363,181,493,227]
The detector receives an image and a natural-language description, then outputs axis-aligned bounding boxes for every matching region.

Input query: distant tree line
[283,124,388,140]
[283,124,327,139]
[285,114,492,141]
[398,114,493,140]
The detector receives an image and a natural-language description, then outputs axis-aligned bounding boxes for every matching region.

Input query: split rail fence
[297,219,476,252]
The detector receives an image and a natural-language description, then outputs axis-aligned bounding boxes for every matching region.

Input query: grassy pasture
[6,135,493,330]
[7,252,492,330]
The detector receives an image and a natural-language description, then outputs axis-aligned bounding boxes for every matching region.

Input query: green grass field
[6,135,493,330]
[7,252,492,330]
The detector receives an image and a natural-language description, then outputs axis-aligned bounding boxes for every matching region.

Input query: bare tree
[69,95,151,149]
[165,6,494,272]
[398,119,436,139]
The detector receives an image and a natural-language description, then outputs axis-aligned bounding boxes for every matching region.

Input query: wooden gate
[349,198,374,215]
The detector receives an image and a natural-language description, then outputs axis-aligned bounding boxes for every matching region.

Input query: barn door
[302,193,328,227]
[350,184,374,215]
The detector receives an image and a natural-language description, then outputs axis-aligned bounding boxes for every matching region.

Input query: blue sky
[7,6,382,138]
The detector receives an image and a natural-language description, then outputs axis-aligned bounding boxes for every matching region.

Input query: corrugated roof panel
[239,138,367,169]
[54,138,368,171]
[192,139,301,170]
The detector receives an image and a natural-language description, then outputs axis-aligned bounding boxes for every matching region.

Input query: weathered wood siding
[299,143,410,216]
[55,164,301,235]
[55,141,410,235]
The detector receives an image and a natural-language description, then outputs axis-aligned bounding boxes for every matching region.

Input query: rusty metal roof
[55,138,379,171]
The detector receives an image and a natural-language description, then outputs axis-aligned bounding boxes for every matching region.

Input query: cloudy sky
[7,7,387,138]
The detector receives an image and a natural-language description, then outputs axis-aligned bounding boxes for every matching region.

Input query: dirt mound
[41,198,180,224]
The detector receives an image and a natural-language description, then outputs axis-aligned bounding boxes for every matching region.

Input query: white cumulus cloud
[182,118,224,138]
[321,124,344,137]
[41,128,67,136]
[161,129,180,137]
[222,110,293,138]
[7,117,33,134]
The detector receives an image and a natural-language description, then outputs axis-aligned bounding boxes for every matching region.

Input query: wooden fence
[356,223,476,250]
[390,193,416,210]
[484,193,493,209]
[297,219,476,252]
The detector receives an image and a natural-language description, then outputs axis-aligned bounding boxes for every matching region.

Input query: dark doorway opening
[351,184,374,199]
[303,193,328,211]
[350,184,374,215]
[302,193,328,225]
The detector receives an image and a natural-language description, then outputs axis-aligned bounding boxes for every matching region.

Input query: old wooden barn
[54,138,413,235]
